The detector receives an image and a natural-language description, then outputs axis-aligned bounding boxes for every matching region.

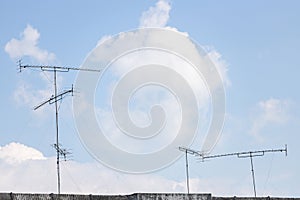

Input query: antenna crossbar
[34,87,73,110]
[200,145,287,161]
[19,64,101,72]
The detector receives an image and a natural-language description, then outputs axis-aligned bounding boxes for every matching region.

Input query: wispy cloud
[203,46,231,88]
[5,24,56,63]
[13,79,52,109]
[96,0,171,45]
[249,98,291,141]
[139,0,171,28]
[13,70,64,118]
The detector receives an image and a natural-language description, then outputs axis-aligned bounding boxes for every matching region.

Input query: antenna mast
[19,61,100,194]
[178,147,203,194]
[179,145,287,197]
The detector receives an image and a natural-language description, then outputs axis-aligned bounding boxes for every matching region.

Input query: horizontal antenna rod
[200,145,287,160]
[19,64,101,72]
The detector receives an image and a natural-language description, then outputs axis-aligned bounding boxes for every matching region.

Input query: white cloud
[0,142,293,196]
[95,0,172,45]
[0,142,186,194]
[96,92,182,154]
[0,142,288,196]
[0,142,45,165]
[139,0,171,27]
[82,0,229,162]
[249,98,291,140]
[5,24,56,63]
[92,47,212,154]
[0,142,257,195]
[5,25,61,113]
[6,25,65,117]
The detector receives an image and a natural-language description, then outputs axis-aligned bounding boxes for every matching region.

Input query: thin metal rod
[250,153,257,197]
[20,64,101,72]
[201,147,287,160]
[33,88,73,110]
[54,69,60,195]
[185,150,190,194]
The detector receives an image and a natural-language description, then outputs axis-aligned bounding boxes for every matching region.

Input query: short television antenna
[18,60,100,194]
[178,147,202,194]
[179,145,287,197]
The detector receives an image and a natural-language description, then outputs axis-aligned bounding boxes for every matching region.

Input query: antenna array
[179,145,287,197]
[18,60,100,194]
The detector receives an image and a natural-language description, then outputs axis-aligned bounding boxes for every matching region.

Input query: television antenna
[178,147,203,194]
[179,145,287,197]
[18,60,100,194]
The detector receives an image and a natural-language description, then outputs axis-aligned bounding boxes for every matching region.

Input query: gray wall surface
[0,193,297,200]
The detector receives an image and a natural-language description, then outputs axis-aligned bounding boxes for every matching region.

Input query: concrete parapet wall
[136,193,211,200]
[213,197,299,200]
[0,193,298,200]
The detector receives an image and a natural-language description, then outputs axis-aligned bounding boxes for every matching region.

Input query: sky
[1,0,300,197]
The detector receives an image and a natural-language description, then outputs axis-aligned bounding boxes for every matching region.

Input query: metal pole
[185,150,190,194]
[249,153,256,197]
[54,69,60,195]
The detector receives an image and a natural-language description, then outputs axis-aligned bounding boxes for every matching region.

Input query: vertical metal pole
[185,150,190,195]
[249,153,256,197]
[54,69,61,195]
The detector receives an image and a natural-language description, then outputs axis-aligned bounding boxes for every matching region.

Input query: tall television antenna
[179,145,287,197]
[18,60,100,194]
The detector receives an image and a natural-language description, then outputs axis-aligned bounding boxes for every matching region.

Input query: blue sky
[1,0,300,197]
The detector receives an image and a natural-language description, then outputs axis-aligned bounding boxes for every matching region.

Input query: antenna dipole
[18,61,100,195]
[179,145,287,197]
